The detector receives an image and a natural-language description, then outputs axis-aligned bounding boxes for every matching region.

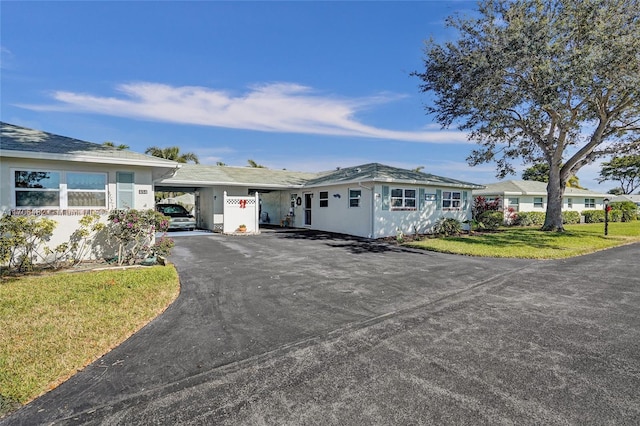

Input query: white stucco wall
[1,157,160,260]
[285,183,472,239]
[373,184,471,238]
[298,184,374,237]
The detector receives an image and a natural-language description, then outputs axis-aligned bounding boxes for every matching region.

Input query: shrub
[562,211,580,224]
[433,217,462,237]
[610,209,622,222]
[478,211,504,230]
[583,210,604,223]
[472,196,501,220]
[0,215,57,272]
[610,201,638,222]
[514,211,545,226]
[107,209,170,265]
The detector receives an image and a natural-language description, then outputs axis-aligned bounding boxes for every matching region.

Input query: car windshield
[159,205,189,215]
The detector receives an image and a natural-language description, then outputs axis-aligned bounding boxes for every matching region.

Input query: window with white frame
[67,172,108,207]
[14,171,61,207]
[391,188,416,210]
[533,197,544,208]
[508,197,519,212]
[585,198,595,208]
[442,191,461,209]
[567,198,573,208]
[13,169,107,208]
[349,189,361,207]
[319,191,329,207]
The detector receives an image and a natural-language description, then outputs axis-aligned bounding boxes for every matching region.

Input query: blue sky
[1,1,607,190]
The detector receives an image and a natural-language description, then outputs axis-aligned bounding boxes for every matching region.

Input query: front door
[304,193,312,226]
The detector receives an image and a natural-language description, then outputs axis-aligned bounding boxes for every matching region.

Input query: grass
[407,221,640,259]
[0,265,180,416]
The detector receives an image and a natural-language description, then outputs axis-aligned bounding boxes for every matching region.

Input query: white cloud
[20,82,470,144]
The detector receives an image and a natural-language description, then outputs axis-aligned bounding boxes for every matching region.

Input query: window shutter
[436,189,442,210]
[419,188,425,210]
[382,185,389,210]
[463,191,468,210]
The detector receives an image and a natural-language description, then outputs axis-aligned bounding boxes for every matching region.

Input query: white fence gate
[223,191,259,234]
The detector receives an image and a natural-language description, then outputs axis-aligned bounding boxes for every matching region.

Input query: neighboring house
[473,180,610,218]
[0,122,179,256]
[612,194,640,211]
[158,162,484,238]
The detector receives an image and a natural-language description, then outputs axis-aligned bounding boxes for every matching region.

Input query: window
[442,191,461,209]
[67,172,107,207]
[534,197,544,208]
[14,171,60,207]
[349,189,361,207]
[508,198,519,212]
[585,198,595,208]
[319,191,329,207]
[13,170,107,208]
[391,188,416,210]
[567,198,573,208]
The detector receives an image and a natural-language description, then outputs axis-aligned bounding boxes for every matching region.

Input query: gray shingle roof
[161,164,318,188]
[474,180,609,196]
[1,122,178,167]
[159,163,483,190]
[303,163,484,189]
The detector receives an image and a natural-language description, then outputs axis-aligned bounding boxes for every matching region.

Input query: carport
[153,165,314,234]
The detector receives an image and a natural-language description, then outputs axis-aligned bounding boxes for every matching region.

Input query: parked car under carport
[156,203,196,231]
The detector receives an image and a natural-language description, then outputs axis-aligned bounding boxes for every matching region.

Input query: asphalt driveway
[3,230,640,425]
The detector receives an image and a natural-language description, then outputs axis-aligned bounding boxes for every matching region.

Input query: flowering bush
[151,236,175,257]
[107,209,170,265]
[0,215,57,272]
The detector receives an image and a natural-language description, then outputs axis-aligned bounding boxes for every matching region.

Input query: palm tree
[102,141,129,150]
[145,146,200,164]
[247,159,266,168]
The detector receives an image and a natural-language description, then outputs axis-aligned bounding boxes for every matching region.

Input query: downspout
[358,182,374,239]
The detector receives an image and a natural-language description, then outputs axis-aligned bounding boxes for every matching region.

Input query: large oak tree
[413,0,640,231]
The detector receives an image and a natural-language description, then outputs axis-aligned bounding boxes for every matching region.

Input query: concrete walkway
[3,231,640,425]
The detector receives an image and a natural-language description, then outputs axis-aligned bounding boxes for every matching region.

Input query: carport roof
[158,164,319,189]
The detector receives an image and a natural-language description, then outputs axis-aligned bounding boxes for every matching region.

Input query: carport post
[254,192,260,232]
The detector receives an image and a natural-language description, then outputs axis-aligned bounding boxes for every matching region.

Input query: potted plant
[237,224,247,232]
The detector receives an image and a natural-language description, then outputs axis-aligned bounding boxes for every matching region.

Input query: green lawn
[0,265,180,416]
[407,221,640,259]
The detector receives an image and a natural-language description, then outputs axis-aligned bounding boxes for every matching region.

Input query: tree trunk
[542,165,565,231]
